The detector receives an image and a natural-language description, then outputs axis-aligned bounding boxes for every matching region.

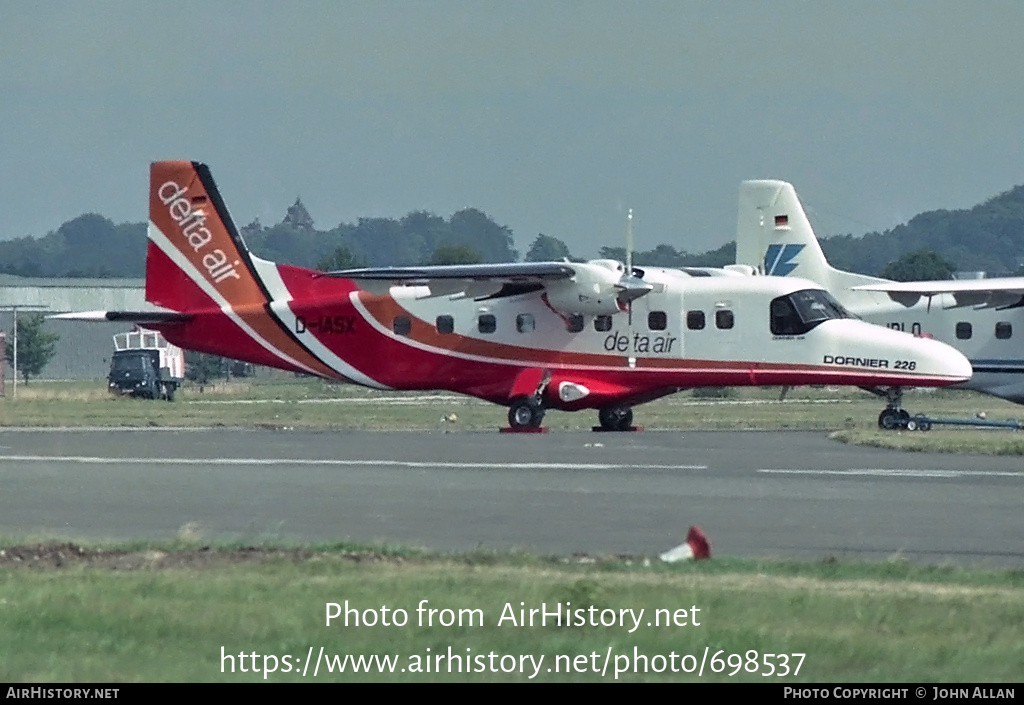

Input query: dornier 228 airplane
[55,161,973,431]
[735,179,1024,428]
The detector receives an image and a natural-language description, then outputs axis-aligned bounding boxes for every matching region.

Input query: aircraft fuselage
[156,262,972,412]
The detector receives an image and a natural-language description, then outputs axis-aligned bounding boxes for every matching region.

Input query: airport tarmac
[1,428,1022,566]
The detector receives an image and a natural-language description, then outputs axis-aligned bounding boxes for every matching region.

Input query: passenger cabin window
[594,315,613,332]
[393,316,411,336]
[956,321,972,340]
[648,311,667,331]
[566,314,585,333]
[686,311,705,330]
[478,314,497,334]
[996,322,1012,340]
[715,310,734,330]
[516,313,535,333]
[436,315,454,335]
[769,289,850,336]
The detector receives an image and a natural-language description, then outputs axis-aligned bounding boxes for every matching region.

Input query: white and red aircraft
[59,161,973,430]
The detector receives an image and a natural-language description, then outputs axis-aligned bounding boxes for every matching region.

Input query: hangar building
[0,274,149,381]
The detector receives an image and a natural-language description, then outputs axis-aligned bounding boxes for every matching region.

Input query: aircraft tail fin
[735,180,885,290]
[145,161,276,313]
[143,160,345,378]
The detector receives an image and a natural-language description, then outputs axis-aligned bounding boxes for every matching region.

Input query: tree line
[2,183,1024,281]
[6,183,1024,384]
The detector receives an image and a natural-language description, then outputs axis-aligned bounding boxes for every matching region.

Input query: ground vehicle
[108,329,184,400]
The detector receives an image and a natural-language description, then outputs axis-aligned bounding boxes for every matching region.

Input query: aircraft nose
[922,337,973,382]
[835,320,972,386]
[897,329,972,384]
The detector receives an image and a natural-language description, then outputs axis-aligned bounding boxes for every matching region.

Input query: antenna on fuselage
[626,208,634,275]
[626,208,635,329]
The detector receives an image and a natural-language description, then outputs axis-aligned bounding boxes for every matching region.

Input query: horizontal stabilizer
[48,310,193,324]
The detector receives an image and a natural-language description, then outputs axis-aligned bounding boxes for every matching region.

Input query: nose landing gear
[872,385,913,430]
[877,406,911,430]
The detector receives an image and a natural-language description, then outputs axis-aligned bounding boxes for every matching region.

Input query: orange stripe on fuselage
[149,161,337,379]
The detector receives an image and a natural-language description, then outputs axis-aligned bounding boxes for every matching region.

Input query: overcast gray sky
[2,1,1023,258]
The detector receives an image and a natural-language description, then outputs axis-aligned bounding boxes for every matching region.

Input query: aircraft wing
[853,278,1024,309]
[326,262,578,279]
[326,260,653,315]
[327,262,577,293]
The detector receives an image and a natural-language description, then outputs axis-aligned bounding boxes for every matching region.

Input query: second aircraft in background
[735,179,1024,426]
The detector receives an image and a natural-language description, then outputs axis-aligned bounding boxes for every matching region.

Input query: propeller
[617,208,652,315]
[615,273,654,309]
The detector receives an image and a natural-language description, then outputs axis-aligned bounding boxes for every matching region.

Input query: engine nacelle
[544,281,625,315]
[542,260,651,316]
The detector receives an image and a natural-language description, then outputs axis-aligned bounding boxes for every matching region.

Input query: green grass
[2,541,1023,682]
[3,378,1024,454]
[4,382,1023,682]
[831,428,1024,454]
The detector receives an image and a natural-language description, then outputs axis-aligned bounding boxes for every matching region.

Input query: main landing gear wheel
[508,397,545,428]
[598,406,634,432]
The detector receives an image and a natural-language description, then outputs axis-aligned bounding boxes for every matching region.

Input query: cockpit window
[770,289,850,336]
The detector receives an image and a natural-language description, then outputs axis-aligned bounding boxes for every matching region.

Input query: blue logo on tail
[764,244,805,276]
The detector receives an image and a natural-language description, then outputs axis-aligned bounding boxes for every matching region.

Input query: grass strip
[1,539,1022,682]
